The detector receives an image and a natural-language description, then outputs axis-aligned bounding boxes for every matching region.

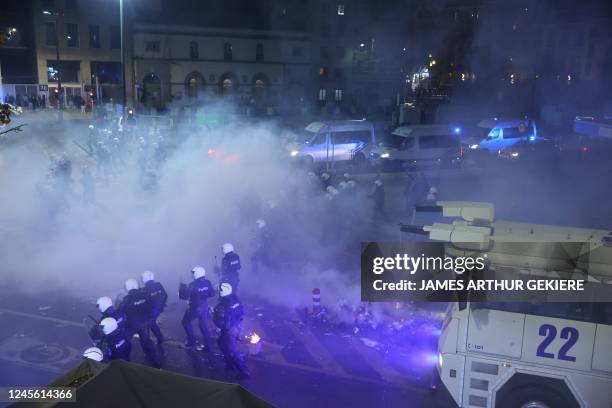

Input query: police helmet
[96,296,113,313]
[124,278,139,292]
[100,317,118,335]
[82,347,104,362]
[220,282,233,297]
[141,270,155,283]
[192,265,206,279]
[222,243,234,255]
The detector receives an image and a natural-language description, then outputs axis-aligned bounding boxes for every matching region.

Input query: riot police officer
[179,265,215,349]
[221,243,241,294]
[141,270,168,344]
[96,317,132,362]
[213,283,250,380]
[89,296,126,343]
[118,278,161,367]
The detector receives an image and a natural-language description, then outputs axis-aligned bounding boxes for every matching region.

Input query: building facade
[30,0,126,107]
[132,23,312,113]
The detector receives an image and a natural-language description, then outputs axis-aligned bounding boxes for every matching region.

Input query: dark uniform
[213,294,249,379]
[118,288,160,367]
[89,306,126,343]
[179,277,215,348]
[221,252,241,294]
[142,280,168,344]
[97,328,132,362]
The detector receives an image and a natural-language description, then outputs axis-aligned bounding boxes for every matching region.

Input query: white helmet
[141,270,155,283]
[88,124,95,130]
[124,278,139,292]
[100,317,118,335]
[429,187,438,194]
[192,265,206,279]
[220,282,233,297]
[222,243,234,255]
[96,296,113,313]
[338,181,348,190]
[374,180,383,187]
[82,347,104,362]
[256,219,266,229]
[321,172,330,180]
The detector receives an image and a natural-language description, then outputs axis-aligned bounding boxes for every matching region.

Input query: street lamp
[42,9,63,120]
[119,0,127,111]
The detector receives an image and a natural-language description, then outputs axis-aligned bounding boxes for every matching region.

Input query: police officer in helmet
[118,278,161,368]
[221,243,241,294]
[141,270,168,344]
[89,296,126,343]
[213,282,250,380]
[96,317,132,362]
[179,265,215,350]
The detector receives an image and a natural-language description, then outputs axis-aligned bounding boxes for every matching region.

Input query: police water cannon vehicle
[402,201,612,282]
[401,201,612,408]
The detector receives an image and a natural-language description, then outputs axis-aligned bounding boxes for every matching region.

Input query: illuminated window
[337,4,345,15]
[319,67,328,77]
[334,89,343,102]
[318,89,327,101]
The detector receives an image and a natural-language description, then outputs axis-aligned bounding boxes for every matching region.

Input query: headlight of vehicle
[438,353,443,367]
[380,152,390,159]
[511,152,519,157]
[290,150,299,157]
[469,144,479,150]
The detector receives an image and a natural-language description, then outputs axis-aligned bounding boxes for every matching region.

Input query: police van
[369,124,463,168]
[469,118,538,153]
[288,120,376,168]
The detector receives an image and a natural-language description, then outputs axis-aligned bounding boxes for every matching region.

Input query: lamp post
[119,0,127,111]
[43,10,63,120]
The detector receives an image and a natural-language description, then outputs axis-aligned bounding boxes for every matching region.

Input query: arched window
[224,42,232,61]
[219,72,237,96]
[189,41,198,60]
[185,71,205,98]
[256,43,264,62]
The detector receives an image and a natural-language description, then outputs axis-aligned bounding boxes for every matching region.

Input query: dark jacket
[118,289,151,331]
[213,295,244,331]
[143,280,168,313]
[222,252,241,276]
[179,277,215,310]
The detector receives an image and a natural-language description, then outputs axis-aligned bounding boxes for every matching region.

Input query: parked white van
[288,120,376,167]
[369,124,463,168]
[469,118,538,153]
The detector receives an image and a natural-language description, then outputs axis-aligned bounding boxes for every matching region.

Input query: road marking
[285,324,346,376]
[346,336,421,384]
[0,307,86,328]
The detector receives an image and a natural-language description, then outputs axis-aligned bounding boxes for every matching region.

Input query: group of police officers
[83,242,250,380]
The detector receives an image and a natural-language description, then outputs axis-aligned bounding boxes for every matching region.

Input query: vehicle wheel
[302,155,314,169]
[353,153,366,167]
[496,386,564,408]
